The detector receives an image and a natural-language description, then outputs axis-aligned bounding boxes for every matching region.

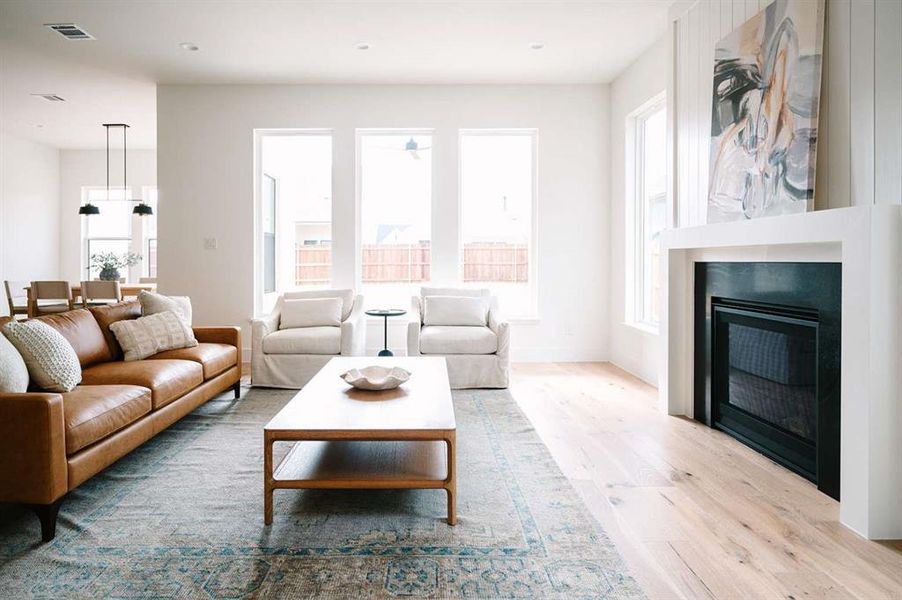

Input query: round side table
[365,309,407,356]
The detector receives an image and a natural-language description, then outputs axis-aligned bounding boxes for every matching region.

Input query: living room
[1,1,901,598]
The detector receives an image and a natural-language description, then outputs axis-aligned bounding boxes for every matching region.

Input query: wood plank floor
[510,362,902,600]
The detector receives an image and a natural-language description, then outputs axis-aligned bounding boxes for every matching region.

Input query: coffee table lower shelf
[264,438,456,525]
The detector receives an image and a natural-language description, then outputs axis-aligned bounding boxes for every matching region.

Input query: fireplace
[695,262,841,499]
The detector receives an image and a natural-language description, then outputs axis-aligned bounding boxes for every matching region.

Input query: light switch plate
[203,237,218,250]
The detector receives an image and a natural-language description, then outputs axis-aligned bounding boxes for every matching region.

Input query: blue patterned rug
[0,387,644,599]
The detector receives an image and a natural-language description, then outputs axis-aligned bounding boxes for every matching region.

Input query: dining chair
[4,280,29,320]
[28,281,74,318]
[80,280,123,307]
[139,277,157,284]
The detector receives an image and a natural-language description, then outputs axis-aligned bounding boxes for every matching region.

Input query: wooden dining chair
[80,280,122,307]
[28,281,74,318]
[139,277,157,284]
[4,280,29,320]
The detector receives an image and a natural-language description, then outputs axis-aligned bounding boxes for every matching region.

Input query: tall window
[359,131,432,305]
[142,187,158,277]
[460,131,536,317]
[259,133,333,297]
[630,95,667,327]
[82,187,132,279]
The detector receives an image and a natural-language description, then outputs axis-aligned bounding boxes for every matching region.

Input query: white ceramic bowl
[340,366,411,391]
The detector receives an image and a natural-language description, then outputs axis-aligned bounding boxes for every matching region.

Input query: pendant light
[80,124,153,216]
[78,123,113,215]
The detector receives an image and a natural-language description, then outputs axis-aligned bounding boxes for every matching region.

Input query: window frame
[81,186,133,280]
[457,128,539,320]
[355,128,435,293]
[626,92,667,333]
[253,128,334,316]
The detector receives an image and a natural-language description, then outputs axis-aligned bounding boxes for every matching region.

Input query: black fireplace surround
[694,262,841,499]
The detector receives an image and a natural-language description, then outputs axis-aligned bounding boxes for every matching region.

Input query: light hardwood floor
[510,362,902,600]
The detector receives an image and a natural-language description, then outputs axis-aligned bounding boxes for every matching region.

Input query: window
[142,187,158,277]
[259,133,333,299]
[262,174,276,293]
[630,95,667,328]
[82,187,132,280]
[460,131,536,317]
[359,131,432,306]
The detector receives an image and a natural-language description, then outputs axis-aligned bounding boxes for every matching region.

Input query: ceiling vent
[31,94,66,102]
[44,23,95,40]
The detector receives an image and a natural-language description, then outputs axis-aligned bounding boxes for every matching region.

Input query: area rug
[0,387,644,599]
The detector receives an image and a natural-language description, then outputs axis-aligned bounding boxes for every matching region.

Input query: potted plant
[90,251,142,281]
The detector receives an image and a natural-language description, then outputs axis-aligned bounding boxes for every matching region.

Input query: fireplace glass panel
[726,322,817,441]
[712,302,819,481]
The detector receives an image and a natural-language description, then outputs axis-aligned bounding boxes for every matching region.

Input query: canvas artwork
[708,0,825,223]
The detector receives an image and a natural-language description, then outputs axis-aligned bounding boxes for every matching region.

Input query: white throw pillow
[279,297,343,330]
[0,329,30,393]
[2,320,81,392]
[138,290,192,327]
[110,310,198,361]
[423,295,488,327]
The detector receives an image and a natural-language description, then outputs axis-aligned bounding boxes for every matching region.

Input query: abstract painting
[708,0,825,222]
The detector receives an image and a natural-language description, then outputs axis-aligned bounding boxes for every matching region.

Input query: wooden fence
[294,242,527,285]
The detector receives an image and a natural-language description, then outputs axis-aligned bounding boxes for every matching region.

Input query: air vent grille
[44,23,95,40]
[31,94,66,102]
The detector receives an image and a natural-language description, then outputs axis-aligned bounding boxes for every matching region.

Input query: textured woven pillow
[2,320,81,392]
[110,310,198,361]
[0,329,29,393]
[279,297,342,329]
[138,291,192,327]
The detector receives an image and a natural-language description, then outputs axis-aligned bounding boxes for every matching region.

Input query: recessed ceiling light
[356,42,370,50]
[179,42,199,51]
[529,42,545,50]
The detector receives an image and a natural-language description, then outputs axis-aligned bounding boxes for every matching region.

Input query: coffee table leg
[264,434,274,525]
[445,433,457,525]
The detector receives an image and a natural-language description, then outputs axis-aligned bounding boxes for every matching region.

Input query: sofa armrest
[0,393,68,504]
[407,295,422,356]
[193,326,241,348]
[340,294,366,355]
[488,297,510,360]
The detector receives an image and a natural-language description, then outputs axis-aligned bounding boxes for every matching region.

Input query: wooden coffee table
[263,356,457,525]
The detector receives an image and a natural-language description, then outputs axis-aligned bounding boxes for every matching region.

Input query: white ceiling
[0,1,670,150]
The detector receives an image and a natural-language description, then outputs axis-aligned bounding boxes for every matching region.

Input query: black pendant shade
[78,203,100,215]
[133,203,153,216]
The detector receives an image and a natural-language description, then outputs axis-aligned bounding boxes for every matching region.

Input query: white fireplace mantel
[660,204,902,540]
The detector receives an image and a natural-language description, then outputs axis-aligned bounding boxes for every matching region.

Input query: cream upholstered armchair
[251,289,365,388]
[407,287,510,389]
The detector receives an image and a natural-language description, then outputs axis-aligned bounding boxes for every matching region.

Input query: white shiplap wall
[670,0,902,228]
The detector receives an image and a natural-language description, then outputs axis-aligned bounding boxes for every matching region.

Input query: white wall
[609,37,669,386]
[671,0,902,227]
[157,84,610,361]
[0,132,60,315]
[58,149,157,282]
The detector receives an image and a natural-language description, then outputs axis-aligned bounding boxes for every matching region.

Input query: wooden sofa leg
[30,498,63,542]
[233,381,241,399]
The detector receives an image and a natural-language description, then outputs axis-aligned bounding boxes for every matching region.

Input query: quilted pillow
[423,295,488,327]
[0,329,29,393]
[279,297,342,329]
[138,291,192,327]
[2,320,81,392]
[110,310,198,361]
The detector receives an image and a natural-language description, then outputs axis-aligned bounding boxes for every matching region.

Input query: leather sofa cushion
[81,359,203,410]
[37,309,111,367]
[88,301,141,361]
[262,326,340,355]
[419,325,497,355]
[149,343,237,379]
[62,385,151,455]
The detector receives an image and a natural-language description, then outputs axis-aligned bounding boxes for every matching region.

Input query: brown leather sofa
[0,301,241,542]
